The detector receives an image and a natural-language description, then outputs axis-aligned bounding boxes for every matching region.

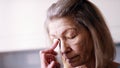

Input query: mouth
[66,55,79,63]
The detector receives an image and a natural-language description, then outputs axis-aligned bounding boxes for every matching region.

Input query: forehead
[48,17,78,35]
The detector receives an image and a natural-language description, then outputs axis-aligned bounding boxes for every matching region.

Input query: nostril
[67,47,72,52]
[61,47,72,55]
[66,47,72,53]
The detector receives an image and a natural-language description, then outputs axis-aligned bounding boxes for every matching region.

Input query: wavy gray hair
[44,0,116,68]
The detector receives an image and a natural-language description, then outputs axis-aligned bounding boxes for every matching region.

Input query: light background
[0,0,120,52]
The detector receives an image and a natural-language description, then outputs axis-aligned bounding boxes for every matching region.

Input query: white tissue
[53,39,63,68]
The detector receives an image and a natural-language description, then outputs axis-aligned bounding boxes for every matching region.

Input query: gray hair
[45,0,116,68]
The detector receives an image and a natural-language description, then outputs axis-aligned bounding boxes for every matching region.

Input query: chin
[69,62,82,67]
[69,61,85,67]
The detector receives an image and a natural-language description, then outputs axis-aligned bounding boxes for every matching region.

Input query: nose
[59,39,72,54]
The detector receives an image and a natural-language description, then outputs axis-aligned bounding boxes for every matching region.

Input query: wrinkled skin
[40,17,95,68]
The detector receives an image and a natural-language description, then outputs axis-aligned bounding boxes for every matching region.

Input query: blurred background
[0,0,120,68]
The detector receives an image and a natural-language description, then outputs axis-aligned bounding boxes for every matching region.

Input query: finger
[40,39,59,55]
[40,51,57,64]
[48,61,60,68]
[45,54,56,64]
[49,39,59,50]
[54,61,60,68]
[48,61,55,68]
[40,51,60,68]
[39,51,47,68]
[40,49,57,55]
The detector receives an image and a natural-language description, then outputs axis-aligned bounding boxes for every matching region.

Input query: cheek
[69,36,85,53]
[69,35,93,55]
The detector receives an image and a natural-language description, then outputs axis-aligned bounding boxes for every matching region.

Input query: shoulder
[112,62,120,68]
[117,63,120,68]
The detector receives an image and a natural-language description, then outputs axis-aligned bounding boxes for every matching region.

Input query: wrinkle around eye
[65,29,78,39]
[67,34,77,39]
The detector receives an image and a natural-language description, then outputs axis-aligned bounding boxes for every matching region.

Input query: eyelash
[67,34,77,39]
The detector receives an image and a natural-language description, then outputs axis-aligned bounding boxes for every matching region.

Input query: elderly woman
[40,0,120,68]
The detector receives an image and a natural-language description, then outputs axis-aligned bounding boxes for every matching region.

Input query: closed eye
[65,29,78,39]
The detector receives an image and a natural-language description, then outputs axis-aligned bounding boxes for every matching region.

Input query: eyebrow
[49,28,77,38]
[63,28,77,34]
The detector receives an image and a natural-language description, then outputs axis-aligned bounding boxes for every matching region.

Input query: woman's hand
[40,39,60,68]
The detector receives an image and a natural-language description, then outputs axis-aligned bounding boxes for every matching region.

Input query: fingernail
[53,39,59,43]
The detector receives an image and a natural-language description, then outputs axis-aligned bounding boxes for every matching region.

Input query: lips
[66,55,79,63]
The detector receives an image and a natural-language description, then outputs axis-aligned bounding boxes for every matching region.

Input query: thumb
[48,61,60,68]
[48,61,55,68]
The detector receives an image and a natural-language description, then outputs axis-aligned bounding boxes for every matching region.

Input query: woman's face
[48,17,94,67]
